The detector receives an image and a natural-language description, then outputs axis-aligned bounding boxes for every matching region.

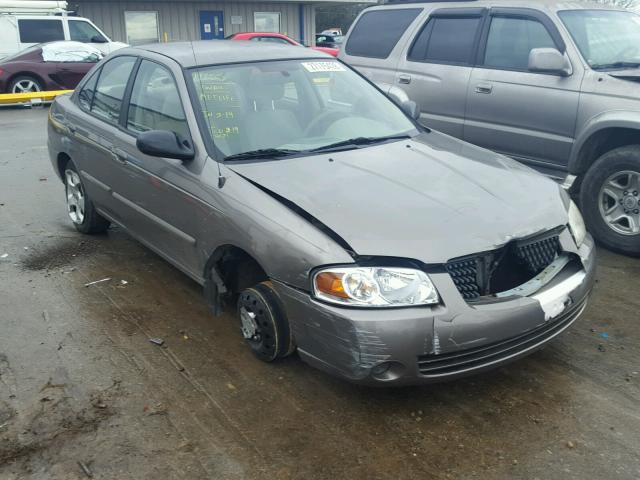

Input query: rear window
[18,19,64,43]
[408,16,482,65]
[346,8,421,59]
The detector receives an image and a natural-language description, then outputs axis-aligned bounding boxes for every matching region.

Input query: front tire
[580,145,640,256]
[237,281,294,362]
[64,161,110,234]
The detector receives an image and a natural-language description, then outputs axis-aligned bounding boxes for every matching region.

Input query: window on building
[69,20,107,43]
[254,12,280,33]
[78,70,100,111]
[408,16,482,65]
[127,60,189,139]
[345,9,422,59]
[125,11,159,46]
[91,56,137,124]
[484,17,556,70]
[18,19,64,43]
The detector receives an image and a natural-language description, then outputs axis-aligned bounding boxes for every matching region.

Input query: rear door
[464,9,582,170]
[66,56,138,218]
[395,8,485,137]
[340,7,423,89]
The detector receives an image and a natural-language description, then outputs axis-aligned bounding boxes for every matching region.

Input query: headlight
[568,200,586,248]
[312,266,439,307]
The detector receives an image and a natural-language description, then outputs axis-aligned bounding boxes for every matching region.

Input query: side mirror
[528,48,571,76]
[91,35,108,43]
[136,130,195,161]
[386,85,420,120]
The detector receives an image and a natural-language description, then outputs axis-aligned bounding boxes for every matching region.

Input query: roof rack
[0,1,69,15]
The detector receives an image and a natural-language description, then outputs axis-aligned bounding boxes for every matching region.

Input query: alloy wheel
[12,79,41,94]
[599,170,640,236]
[65,169,86,225]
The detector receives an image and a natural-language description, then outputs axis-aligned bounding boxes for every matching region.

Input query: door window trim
[73,55,139,130]
[120,58,193,141]
[475,8,570,74]
[406,7,488,67]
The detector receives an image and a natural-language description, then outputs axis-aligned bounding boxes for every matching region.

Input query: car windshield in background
[559,10,640,70]
[190,59,417,159]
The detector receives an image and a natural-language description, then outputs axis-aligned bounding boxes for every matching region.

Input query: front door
[200,11,224,40]
[464,11,583,170]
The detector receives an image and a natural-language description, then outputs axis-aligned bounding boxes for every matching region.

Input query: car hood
[228,131,569,264]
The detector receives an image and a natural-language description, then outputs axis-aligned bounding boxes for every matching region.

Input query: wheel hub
[599,170,640,236]
[65,170,85,225]
[239,307,259,340]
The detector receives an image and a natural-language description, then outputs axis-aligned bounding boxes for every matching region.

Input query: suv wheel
[237,281,295,362]
[64,161,110,234]
[580,145,640,256]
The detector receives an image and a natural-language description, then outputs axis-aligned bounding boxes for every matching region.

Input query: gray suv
[341,1,640,256]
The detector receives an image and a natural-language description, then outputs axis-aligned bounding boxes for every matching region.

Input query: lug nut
[634,191,639,196]
[624,190,629,195]
[635,209,639,214]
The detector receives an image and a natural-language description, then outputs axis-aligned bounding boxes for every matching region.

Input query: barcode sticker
[302,62,346,73]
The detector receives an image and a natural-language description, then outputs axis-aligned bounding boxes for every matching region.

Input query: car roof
[118,40,331,68]
[370,0,628,13]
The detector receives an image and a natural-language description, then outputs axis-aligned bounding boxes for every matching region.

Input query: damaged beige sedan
[48,41,596,385]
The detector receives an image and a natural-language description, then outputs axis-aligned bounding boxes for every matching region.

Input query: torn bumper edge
[271,234,596,386]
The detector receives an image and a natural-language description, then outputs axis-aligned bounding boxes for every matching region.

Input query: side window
[345,9,422,59]
[127,60,189,139]
[260,36,291,45]
[18,19,64,43]
[91,56,136,124]
[78,70,99,111]
[69,20,107,43]
[484,17,556,70]
[408,16,482,65]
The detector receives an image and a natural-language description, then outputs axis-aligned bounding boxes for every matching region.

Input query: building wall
[74,1,316,45]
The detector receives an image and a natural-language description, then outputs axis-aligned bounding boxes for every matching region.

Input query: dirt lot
[0,107,639,480]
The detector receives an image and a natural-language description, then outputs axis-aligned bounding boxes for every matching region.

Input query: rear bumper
[273,233,596,386]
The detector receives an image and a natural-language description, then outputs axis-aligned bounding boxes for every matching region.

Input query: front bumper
[273,233,596,386]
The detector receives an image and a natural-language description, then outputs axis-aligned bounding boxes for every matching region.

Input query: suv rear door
[394,8,485,137]
[464,8,583,172]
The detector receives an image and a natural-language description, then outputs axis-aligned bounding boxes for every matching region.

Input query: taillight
[0,69,4,77]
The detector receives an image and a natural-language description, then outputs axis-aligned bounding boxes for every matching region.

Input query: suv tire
[580,145,640,256]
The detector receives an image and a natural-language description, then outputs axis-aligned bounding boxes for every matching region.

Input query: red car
[0,41,102,94]
[226,32,339,57]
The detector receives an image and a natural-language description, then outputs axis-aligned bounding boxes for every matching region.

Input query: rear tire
[580,145,640,256]
[64,161,110,234]
[237,281,295,362]
[9,75,43,94]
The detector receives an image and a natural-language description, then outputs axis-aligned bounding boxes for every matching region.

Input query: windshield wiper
[224,148,301,161]
[592,61,640,71]
[308,134,412,153]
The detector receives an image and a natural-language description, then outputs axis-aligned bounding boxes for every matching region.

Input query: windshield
[191,59,417,158]
[559,10,640,69]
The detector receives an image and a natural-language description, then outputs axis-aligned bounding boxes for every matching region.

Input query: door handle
[112,147,128,164]
[398,74,412,85]
[475,84,493,94]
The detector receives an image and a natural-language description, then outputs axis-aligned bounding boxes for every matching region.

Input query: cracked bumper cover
[272,233,596,386]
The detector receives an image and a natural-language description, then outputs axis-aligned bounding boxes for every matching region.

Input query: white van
[0,1,126,60]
